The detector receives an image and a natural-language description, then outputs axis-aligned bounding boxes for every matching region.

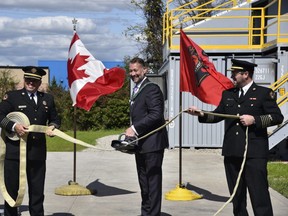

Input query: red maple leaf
[67,53,90,87]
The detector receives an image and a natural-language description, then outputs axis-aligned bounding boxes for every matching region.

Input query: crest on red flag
[67,33,126,111]
[180,29,234,106]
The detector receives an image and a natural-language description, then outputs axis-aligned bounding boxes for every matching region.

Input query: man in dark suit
[125,57,169,216]
[187,59,283,216]
[0,66,61,216]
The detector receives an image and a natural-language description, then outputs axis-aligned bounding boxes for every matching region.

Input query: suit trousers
[135,149,164,216]
[4,159,46,216]
[224,157,273,216]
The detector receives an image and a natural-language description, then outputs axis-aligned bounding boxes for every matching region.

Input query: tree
[73,72,130,130]
[143,0,164,71]
[125,0,164,73]
[0,69,18,100]
[48,76,74,130]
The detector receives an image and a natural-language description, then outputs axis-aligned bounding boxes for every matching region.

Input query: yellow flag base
[55,181,94,196]
[165,184,203,201]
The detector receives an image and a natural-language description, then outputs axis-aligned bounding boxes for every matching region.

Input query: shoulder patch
[3,94,8,100]
[269,91,276,99]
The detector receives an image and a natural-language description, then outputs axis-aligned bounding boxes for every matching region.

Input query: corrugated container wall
[163,55,277,149]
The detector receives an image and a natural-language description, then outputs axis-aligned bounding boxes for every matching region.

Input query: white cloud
[0,0,133,12]
[0,57,15,66]
[0,0,142,66]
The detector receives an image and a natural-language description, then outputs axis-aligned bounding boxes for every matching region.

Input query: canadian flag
[67,33,126,111]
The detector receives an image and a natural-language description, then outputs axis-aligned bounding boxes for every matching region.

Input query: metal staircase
[160,0,288,149]
[269,119,288,150]
[163,0,288,53]
[268,72,288,150]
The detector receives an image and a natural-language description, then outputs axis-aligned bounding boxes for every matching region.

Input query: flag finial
[72,18,78,31]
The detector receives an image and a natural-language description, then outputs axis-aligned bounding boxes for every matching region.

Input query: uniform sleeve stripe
[0,117,10,128]
[260,115,273,128]
[206,114,215,122]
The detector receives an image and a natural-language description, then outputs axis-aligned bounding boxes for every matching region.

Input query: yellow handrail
[269,73,288,91]
[163,0,287,108]
[163,0,287,51]
[268,72,288,107]
[277,92,288,107]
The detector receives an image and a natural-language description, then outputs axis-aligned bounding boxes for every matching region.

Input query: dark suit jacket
[130,78,169,153]
[0,88,61,160]
[199,82,283,158]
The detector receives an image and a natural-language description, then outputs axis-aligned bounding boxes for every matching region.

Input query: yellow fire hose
[0,110,246,216]
[0,112,98,207]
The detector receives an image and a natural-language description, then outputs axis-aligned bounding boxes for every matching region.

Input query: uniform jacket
[130,78,169,153]
[0,88,61,160]
[199,82,283,158]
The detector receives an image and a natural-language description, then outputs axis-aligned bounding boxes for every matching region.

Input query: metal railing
[163,0,288,51]
[269,72,288,107]
[276,91,288,107]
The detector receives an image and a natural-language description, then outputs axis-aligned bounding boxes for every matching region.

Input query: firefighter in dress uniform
[187,59,283,216]
[0,66,61,216]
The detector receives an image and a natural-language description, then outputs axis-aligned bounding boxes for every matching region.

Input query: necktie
[132,85,138,96]
[30,93,37,105]
[239,88,244,100]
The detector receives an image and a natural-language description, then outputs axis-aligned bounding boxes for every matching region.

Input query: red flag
[180,29,234,106]
[67,33,126,111]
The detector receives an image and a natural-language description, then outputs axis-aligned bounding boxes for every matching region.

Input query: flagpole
[55,18,93,196]
[178,23,183,189]
[165,26,202,201]
[72,17,78,184]
[179,91,183,187]
[73,106,77,182]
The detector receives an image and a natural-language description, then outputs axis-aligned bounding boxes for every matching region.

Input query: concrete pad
[0,148,287,216]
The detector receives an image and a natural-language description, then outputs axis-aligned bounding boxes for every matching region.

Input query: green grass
[268,162,288,198]
[46,129,125,152]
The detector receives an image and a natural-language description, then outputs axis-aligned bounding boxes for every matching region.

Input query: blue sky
[0,0,143,66]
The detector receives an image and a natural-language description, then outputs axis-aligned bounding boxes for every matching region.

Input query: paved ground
[0,135,287,216]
